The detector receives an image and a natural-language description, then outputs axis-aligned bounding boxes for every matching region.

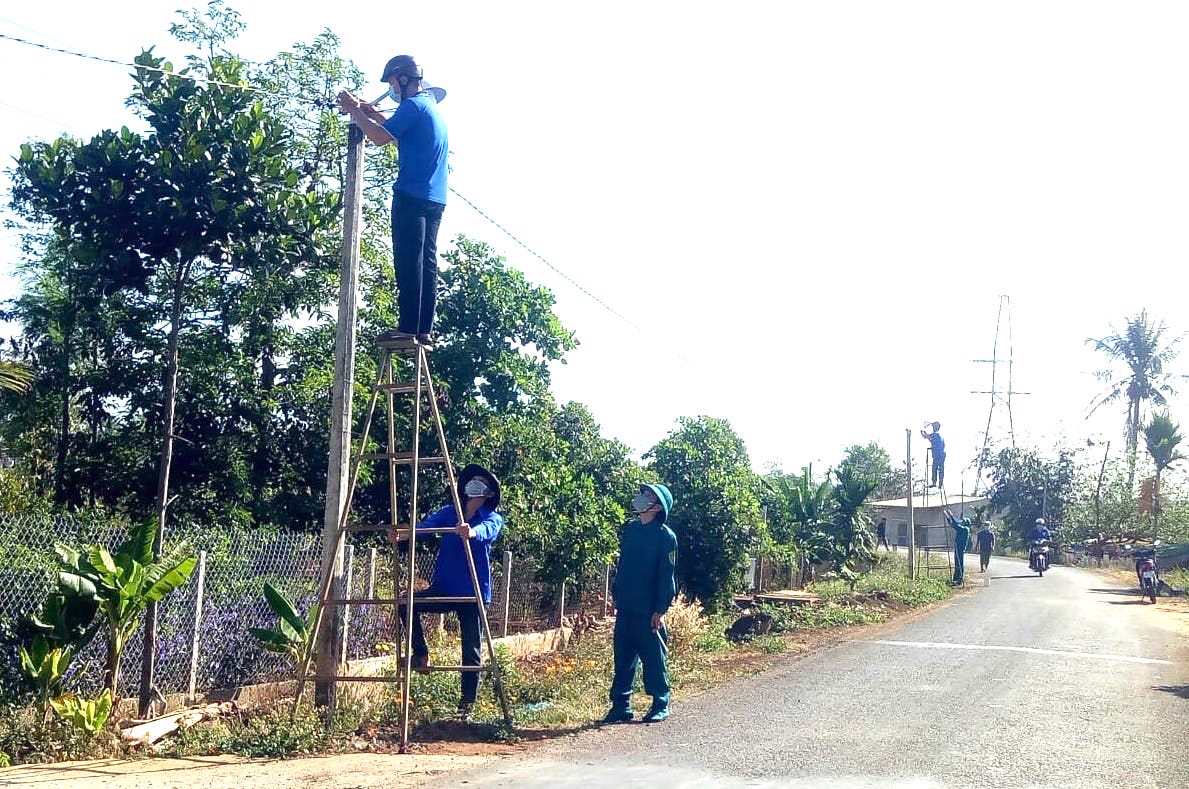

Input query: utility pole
[907,428,915,579]
[316,123,365,706]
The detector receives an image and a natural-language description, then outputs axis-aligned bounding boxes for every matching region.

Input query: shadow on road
[1153,684,1189,699]
[1088,587,1139,596]
[991,574,1040,580]
[1106,599,1152,606]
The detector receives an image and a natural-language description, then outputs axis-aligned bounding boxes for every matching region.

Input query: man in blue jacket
[603,483,678,725]
[395,464,502,722]
[336,55,448,345]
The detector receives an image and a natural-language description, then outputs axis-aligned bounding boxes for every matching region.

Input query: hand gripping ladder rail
[294,336,514,749]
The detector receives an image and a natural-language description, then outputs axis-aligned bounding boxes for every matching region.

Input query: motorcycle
[1029,540,1050,576]
[1135,548,1159,604]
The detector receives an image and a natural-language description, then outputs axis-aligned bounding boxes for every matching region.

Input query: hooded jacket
[612,483,678,616]
[417,464,503,603]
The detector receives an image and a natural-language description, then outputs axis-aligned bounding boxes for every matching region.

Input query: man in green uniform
[944,508,971,585]
[602,483,677,725]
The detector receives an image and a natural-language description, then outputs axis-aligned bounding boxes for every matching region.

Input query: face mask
[464,479,489,498]
[632,493,655,514]
[388,85,403,104]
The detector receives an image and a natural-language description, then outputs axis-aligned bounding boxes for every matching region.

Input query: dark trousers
[979,548,992,571]
[398,588,482,704]
[609,612,670,710]
[932,454,946,487]
[953,544,966,584]
[391,193,445,335]
[877,530,890,550]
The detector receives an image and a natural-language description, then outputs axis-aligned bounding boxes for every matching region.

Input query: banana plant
[55,518,196,697]
[19,584,100,712]
[249,582,318,671]
[50,689,113,735]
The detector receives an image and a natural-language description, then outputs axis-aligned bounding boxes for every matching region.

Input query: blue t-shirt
[382,92,448,205]
[927,432,945,457]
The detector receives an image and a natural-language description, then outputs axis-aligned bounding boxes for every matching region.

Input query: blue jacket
[418,503,503,603]
[1027,526,1052,542]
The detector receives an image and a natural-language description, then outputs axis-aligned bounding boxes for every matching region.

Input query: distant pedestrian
[876,517,891,551]
[975,520,995,573]
[944,508,970,585]
[921,422,946,489]
[603,483,677,725]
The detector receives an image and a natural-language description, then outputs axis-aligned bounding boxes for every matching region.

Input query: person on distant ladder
[921,422,946,489]
[943,508,970,585]
[603,483,678,725]
[336,55,448,345]
[393,464,503,723]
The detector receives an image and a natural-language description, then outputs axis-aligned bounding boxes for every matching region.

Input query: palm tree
[0,361,33,392]
[1087,311,1185,486]
[1142,412,1184,542]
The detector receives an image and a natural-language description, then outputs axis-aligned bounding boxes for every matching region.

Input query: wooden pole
[315,123,365,707]
[907,429,916,579]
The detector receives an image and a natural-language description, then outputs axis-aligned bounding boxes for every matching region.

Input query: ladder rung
[326,595,482,606]
[316,666,488,683]
[359,453,447,464]
[375,337,429,350]
[344,523,410,533]
[375,382,418,394]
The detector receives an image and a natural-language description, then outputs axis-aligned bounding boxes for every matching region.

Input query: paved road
[436,558,1188,788]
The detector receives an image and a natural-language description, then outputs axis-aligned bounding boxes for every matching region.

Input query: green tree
[1142,411,1185,542]
[983,446,1076,542]
[645,416,764,611]
[761,469,835,587]
[828,463,878,590]
[1087,311,1186,485]
[840,442,906,500]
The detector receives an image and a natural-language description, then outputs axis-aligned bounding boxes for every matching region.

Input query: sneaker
[642,703,669,723]
[410,653,430,674]
[457,702,474,723]
[600,707,634,724]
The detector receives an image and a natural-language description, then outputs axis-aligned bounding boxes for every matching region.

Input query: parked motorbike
[1135,548,1159,604]
[1029,540,1050,576]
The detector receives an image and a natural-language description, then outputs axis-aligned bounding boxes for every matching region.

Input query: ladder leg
[424,365,515,729]
[395,354,416,752]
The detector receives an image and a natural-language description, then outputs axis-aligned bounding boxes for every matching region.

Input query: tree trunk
[54,308,74,506]
[1153,469,1162,543]
[138,268,186,716]
[104,633,122,699]
[1126,397,1140,488]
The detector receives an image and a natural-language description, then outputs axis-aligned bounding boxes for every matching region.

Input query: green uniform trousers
[609,611,670,709]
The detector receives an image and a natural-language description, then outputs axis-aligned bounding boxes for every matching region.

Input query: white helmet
[1035,518,1046,526]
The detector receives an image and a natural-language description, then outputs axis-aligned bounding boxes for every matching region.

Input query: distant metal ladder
[294,336,513,750]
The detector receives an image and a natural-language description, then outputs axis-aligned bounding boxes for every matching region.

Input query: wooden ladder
[294,336,513,750]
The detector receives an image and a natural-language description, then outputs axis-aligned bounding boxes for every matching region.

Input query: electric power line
[0,31,273,95]
[0,29,676,355]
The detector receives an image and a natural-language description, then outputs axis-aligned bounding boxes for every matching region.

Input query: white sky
[2,2,1188,486]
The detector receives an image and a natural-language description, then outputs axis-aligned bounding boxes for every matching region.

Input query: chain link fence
[0,514,611,703]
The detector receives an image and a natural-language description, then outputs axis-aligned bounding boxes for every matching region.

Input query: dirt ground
[1093,565,1189,638]
[0,588,975,789]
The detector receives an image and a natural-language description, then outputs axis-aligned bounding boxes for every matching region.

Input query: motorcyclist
[1026,517,1052,543]
[1027,517,1052,571]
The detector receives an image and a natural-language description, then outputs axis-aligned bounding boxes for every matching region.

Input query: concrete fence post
[501,550,512,637]
[186,550,207,704]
